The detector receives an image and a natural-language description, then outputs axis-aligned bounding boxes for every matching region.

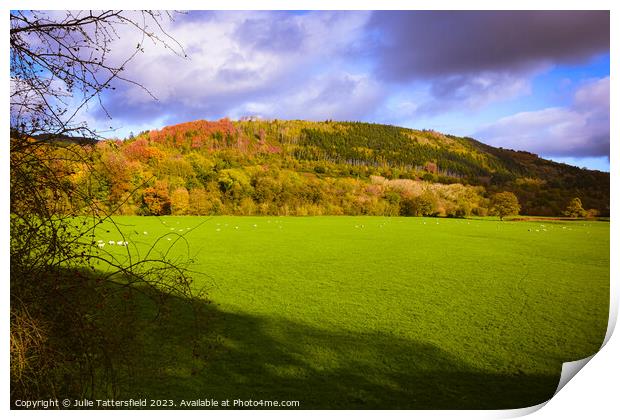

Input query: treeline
[24,119,609,217]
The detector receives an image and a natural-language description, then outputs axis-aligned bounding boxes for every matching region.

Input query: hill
[32,119,610,218]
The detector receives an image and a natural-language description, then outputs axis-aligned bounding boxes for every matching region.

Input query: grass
[91,216,609,409]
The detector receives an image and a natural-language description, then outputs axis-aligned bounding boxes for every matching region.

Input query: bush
[400,193,437,217]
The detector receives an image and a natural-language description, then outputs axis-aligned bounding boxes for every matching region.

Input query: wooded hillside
[27,119,609,218]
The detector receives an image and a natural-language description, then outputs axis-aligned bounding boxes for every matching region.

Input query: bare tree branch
[10,10,186,139]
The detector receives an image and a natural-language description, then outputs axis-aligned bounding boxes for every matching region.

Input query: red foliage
[142,180,171,215]
[124,138,162,162]
[147,118,240,150]
[424,161,438,174]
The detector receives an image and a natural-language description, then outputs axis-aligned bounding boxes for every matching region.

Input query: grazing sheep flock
[94,218,577,254]
[97,240,129,248]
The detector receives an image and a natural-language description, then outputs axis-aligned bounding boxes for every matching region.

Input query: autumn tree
[188,188,212,215]
[10,10,199,403]
[563,197,587,218]
[170,187,190,215]
[489,191,521,221]
[400,193,436,217]
[142,181,172,215]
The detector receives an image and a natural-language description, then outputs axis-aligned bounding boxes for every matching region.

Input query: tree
[11,10,184,138]
[142,180,172,215]
[489,191,520,220]
[563,197,587,218]
[170,187,190,215]
[10,10,200,403]
[188,187,211,215]
[400,193,436,217]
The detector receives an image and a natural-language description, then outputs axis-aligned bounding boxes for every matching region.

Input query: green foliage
[563,197,587,218]
[400,193,437,217]
[490,192,521,220]
[35,119,609,218]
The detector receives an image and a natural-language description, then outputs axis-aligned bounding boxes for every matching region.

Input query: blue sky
[85,10,610,171]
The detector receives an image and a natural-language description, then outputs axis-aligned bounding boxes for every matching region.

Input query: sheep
[97,243,105,248]
[108,240,115,246]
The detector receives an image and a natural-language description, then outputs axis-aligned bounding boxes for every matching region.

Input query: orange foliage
[124,138,164,162]
[142,180,171,215]
[147,118,239,150]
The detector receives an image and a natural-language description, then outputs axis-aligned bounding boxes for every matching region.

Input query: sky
[84,10,610,171]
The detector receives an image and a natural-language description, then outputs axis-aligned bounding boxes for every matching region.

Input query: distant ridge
[132,118,608,216]
[30,118,607,217]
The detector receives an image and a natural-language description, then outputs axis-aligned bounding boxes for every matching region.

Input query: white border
[3,2,617,419]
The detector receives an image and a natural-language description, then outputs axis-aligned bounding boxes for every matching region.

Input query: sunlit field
[93,216,609,409]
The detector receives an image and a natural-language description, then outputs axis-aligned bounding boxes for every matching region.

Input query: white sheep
[108,240,115,246]
[97,243,105,248]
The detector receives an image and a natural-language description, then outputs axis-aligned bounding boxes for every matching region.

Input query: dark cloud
[367,11,609,81]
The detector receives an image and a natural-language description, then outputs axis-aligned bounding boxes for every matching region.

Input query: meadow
[93,216,609,409]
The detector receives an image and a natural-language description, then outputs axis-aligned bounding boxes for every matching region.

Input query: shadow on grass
[123,294,561,410]
[11,266,561,409]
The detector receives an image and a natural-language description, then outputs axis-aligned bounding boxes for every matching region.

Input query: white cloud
[475,77,609,157]
[229,72,383,121]
[419,71,536,114]
[93,11,374,125]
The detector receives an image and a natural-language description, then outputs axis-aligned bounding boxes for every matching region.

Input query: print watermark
[13,398,301,409]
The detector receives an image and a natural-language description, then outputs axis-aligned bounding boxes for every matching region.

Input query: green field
[93,216,609,409]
